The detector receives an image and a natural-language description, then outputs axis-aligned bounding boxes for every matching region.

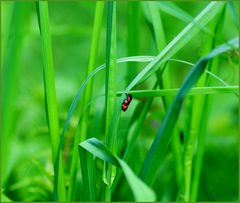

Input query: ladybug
[122,94,132,112]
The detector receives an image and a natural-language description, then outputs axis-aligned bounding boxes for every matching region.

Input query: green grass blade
[126,2,226,92]
[157,1,225,44]
[127,1,141,56]
[51,49,233,199]
[158,1,193,24]
[103,1,117,191]
[79,138,156,201]
[112,80,160,193]
[54,55,153,203]
[105,1,117,149]
[36,1,66,200]
[190,6,228,200]
[127,1,141,80]
[142,1,166,51]
[227,1,238,28]
[117,86,238,98]
[67,2,104,200]
[146,1,183,190]
[2,2,30,186]
[79,146,96,201]
[1,1,14,70]
[139,37,238,185]
[1,192,11,202]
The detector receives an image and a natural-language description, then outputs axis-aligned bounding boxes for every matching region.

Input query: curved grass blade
[107,3,226,161]
[139,37,239,185]
[54,56,157,200]
[53,48,233,199]
[79,138,156,201]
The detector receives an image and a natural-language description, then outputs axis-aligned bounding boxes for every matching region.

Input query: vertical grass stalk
[68,2,104,200]
[2,2,30,186]
[190,5,226,201]
[127,1,141,80]
[147,1,183,190]
[103,1,117,201]
[36,1,66,200]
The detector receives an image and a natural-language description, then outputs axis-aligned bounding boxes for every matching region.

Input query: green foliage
[1,1,239,202]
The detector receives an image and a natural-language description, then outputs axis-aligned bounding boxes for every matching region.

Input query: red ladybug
[122,94,132,112]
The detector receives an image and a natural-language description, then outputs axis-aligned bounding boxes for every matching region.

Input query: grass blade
[227,1,238,28]
[145,1,183,190]
[131,2,225,88]
[158,1,193,24]
[54,55,154,203]
[127,1,141,80]
[79,146,96,201]
[36,1,66,200]
[103,2,117,193]
[67,2,104,200]
[2,2,30,186]
[117,86,238,98]
[105,1,117,150]
[139,37,238,185]
[190,6,228,200]
[1,1,14,70]
[79,138,156,201]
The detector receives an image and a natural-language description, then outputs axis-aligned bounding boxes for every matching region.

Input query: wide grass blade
[139,37,238,185]
[36,1,66,200]
[79,138,156,201]
[79,146,96,201]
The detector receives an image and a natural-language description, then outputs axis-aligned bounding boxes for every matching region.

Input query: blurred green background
[1,1,239,201]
